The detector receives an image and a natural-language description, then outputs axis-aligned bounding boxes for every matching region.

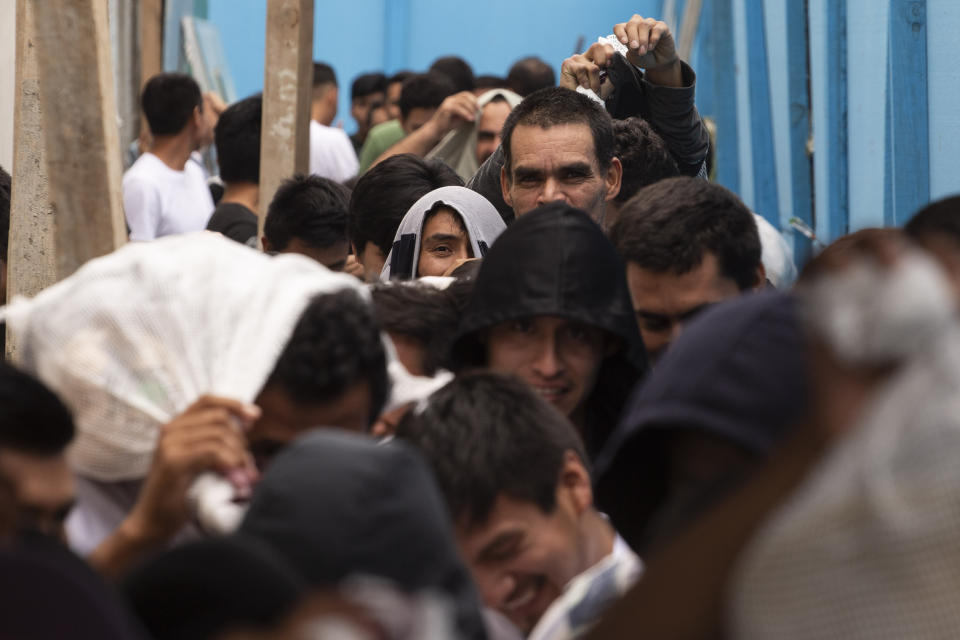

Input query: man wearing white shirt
[309,63,359,183]
[123,73,214,241]
[397,372,642,639]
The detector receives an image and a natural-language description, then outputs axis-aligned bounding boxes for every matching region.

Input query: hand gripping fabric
[0,233,386,533]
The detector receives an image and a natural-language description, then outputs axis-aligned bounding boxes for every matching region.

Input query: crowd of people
[1,10,959,640]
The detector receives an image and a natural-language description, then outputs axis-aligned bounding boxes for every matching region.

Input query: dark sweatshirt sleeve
[466,145,515,225]
[605,55,709,177]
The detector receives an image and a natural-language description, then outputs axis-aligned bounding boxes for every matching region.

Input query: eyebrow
[636,302,715,324]
[423,233,464,244]
[476,530,524,563]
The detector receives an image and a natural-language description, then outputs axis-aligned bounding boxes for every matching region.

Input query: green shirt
[357,119,406,174]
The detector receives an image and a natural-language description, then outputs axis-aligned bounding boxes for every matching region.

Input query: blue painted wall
[204,0,960,257]
[207,0,657,133]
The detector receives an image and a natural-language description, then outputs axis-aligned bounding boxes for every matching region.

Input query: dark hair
[266,289,388,427]
[349,154,462,256]
[905,195,960,242]
[429,56,476,93]
[506,57,556,97]
[612,117,679,203]
[0,362,75,455]
[214,95,261,184]
[611,177,762,290]
[265,174,350,251]
[501,87,614,174]
[312,62,337,88]
[141,73,202,136]
[399,73,456,120]
[0,165,10,263]
[475,75,507,91]
[350,72,387,101]
[388,70,414,86]
[397,371,588,529]
[371,284,461,376]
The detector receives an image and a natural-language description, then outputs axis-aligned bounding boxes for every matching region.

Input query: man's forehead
[509,122,597,162]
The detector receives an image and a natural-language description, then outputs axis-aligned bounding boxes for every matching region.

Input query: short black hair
[905,195,960,242]
[396,371,589,529]
[0,165,10,262]
[475,75,507,91]
[613,117,679,203]
[429,56,476,93]
[312,62,337,88]
[349,154,462,256]
[265,174,350,251]
[0,362,75,456]
[266,289,388,427]
[506,57,556,97]
[399,73,456,120]
[388,70,414,86]
[215,95,262,184]
[141,72,202,136]
[351,72,387,101]
[371,283,461,376]
[611,177,761,290]
[501,86,614,174]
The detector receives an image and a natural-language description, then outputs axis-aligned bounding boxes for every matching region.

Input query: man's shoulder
[123,153,165,185]
[369,119,404,141]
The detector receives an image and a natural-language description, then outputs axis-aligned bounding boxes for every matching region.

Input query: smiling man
[453,203,646,457]
[397,371,642,638]
[610,177,765,363]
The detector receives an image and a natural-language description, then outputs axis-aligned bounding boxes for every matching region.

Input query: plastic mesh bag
[1,232,368,482]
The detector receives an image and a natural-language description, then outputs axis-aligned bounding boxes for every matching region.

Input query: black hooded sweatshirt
[453,203,648,457]
[238,429,488,640]
[593,291,808,553]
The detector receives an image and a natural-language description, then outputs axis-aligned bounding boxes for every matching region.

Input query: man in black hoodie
[454,203,647,456]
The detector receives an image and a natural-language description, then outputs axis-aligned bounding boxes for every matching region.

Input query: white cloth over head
[380,186,506,281]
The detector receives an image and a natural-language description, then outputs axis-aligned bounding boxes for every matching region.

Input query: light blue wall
[205,0,960,257]
[208,0,657,133]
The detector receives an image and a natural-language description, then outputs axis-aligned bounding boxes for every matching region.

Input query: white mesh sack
[0,232,368,482]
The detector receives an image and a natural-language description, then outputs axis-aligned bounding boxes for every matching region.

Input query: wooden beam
[259,0,314,239]
[29,0,127,282]
[138,0,164,144]
[7,0,56,359]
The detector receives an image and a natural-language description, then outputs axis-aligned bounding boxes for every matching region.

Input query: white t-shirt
[122,151,214,241]
[309,120,359,183]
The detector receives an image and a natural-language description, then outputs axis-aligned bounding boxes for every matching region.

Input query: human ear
[604,157,623,202]
[500,166,513,208]
[754,262,768,289]
[558,450,594,515]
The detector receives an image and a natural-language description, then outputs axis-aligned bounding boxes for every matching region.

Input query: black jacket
[238,430,488,640]
[454,203,648,457]
[467,58,710,223]
[593,291,808,552]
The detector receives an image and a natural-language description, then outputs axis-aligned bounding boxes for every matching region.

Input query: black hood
[594,291,808,551]
[238,430,487,640]
[453,203,648,456]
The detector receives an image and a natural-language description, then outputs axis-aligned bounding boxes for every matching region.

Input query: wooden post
[8,0,58,359]
[138,0,163,146]
[259,0,314,239]
[29,0,127,281]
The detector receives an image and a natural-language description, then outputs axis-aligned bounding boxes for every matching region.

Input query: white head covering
[380,186,506,281]
[426,89,523,182]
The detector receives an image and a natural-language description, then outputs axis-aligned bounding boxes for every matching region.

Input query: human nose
[531,334,563,377]
[537,177,567,206]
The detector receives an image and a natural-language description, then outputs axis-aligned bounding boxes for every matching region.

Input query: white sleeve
[123,177,162,241]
